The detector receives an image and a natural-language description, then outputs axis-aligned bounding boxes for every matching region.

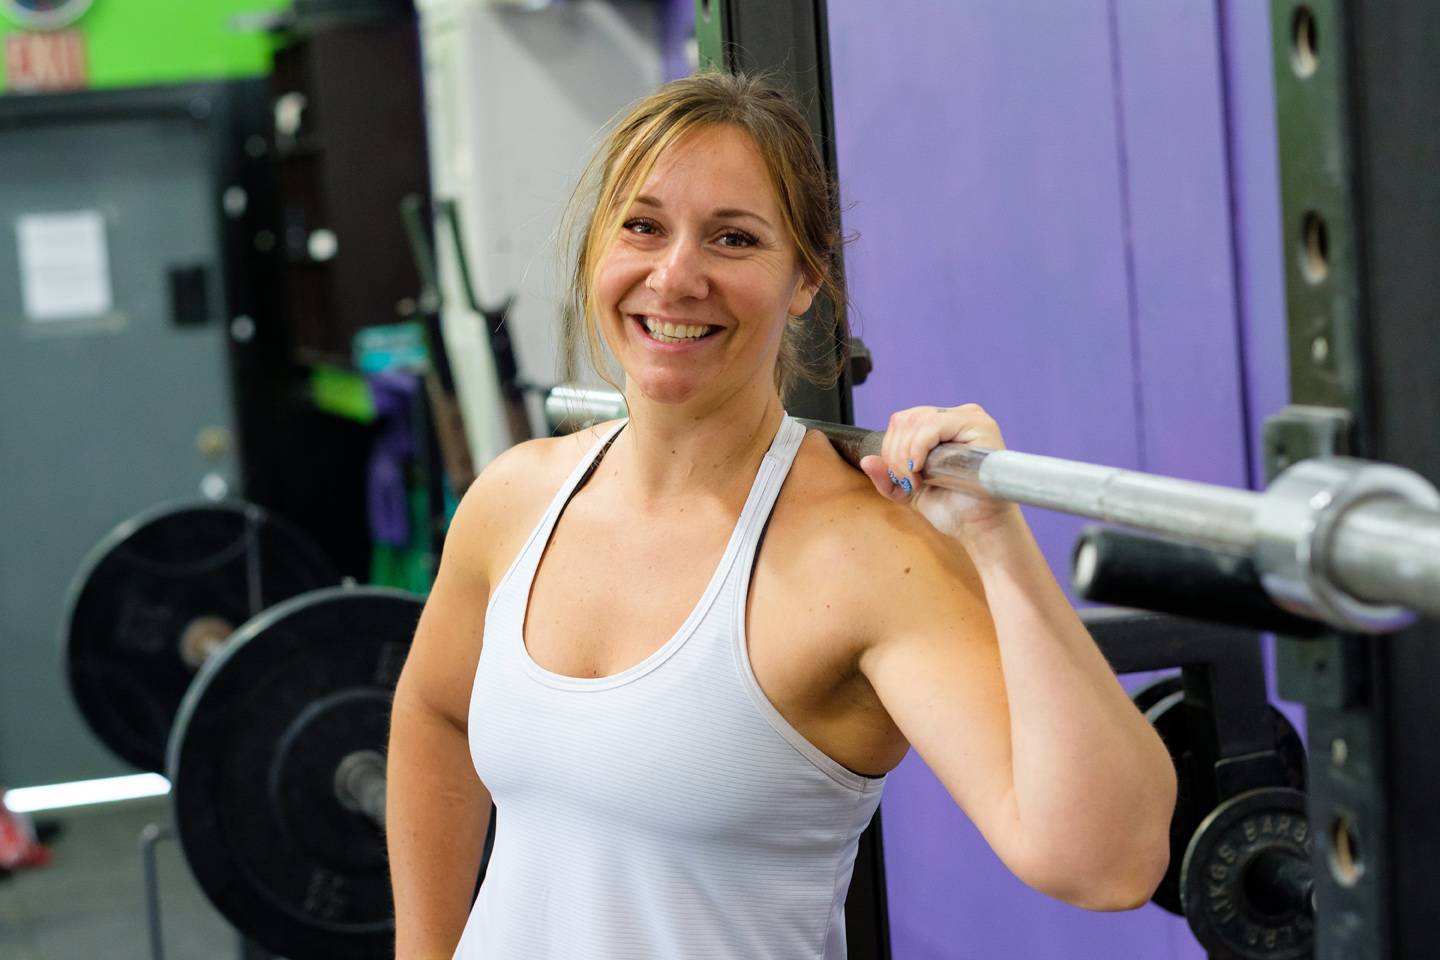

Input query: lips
[631,315,722,344]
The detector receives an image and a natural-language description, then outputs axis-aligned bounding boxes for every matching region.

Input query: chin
[628,371,707,406]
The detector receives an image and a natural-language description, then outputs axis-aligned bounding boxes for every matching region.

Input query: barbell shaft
[806,421,1261,552]
[800,419,1440,629]
[1246,850,1315,917]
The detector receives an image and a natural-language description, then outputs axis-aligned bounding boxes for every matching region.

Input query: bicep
[854,528,1032,873]
[397,564,487,734]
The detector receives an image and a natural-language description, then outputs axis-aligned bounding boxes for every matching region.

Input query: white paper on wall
[16,210,114,321]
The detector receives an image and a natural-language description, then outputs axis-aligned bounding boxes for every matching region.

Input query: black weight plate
[168,586,421,960]
[1181,788,1312,960]
[1145,692,1307,916]
[63,500,338,771]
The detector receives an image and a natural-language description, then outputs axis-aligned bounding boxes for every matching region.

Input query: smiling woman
[386,70,1176,960]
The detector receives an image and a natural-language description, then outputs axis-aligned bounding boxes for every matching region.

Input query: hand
[859,404,1021,538]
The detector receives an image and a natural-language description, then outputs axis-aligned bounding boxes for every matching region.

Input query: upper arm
[395,440,543,732]
[846,504,1030,871]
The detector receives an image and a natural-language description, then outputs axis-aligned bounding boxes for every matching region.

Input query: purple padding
[1114,0,1247,487]
[827,0,1284,957]
[1219,0,1290,491]
[660,0,696,81]
[833,1,1141,575]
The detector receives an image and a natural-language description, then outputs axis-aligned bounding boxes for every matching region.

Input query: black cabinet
[270,16,431,367]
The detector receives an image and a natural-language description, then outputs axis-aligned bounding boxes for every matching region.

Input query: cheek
[742,268,803,326]
[594,254,642,312]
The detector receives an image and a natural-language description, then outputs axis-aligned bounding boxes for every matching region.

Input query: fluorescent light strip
[4,773,170,814]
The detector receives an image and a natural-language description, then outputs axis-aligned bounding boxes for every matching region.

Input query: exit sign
[5,30,87,91]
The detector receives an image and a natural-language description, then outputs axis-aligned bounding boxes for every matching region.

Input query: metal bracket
[1263,404,1353,478]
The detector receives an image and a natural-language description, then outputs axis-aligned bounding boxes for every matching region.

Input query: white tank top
[454,414,886,960]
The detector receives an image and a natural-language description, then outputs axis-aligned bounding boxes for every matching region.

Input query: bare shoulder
[445,421,624,587]
[399,422,624,727]
[772,428,988,644]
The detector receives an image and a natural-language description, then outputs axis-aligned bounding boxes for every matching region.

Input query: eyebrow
[633,195,773,230]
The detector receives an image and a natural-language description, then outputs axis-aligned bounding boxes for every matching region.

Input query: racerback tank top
[454,414,886,960]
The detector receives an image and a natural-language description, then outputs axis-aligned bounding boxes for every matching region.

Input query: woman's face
[594,124,816,409]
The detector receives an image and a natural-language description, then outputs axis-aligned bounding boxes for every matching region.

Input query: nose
[646,237,709,301]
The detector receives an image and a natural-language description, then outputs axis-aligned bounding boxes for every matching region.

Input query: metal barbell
[544,385,1440,634]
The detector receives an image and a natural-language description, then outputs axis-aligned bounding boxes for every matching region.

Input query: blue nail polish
[887,468,899,486]
[900,477,914,494]
[907,459,915,472]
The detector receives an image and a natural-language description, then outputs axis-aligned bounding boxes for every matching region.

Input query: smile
[632,315,722,344]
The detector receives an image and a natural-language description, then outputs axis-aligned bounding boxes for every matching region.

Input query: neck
[610,381,785,508]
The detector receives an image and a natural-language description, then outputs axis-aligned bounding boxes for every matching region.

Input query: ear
[787,273,820,319]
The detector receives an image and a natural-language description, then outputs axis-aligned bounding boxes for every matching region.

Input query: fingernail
[900,477,914,494]
[887,468,899,486]
[907,459,914,472]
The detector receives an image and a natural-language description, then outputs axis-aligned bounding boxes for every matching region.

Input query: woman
[387,72,1177,959]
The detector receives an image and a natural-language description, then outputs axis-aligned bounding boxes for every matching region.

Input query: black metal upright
[1268,3,1440,957]
[693,4,888,957]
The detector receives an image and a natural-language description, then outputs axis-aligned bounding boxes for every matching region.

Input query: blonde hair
[559,71,848,401]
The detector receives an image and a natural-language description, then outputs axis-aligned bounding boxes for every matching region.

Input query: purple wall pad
[1113,0,1247,486]
[1218,0,1289,489]
[660,0,696,81]
[827,0,1288,957]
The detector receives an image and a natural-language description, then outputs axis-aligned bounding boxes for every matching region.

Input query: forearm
[959,508,1176,903]
[387,691,491,957]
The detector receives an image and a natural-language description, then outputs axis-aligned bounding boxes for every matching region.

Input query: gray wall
[827,1,1288,957]
[0,112,238,786]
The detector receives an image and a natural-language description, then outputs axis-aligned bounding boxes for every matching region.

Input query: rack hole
[1292,6,1320,78]
[1301,211,1330,284]
[1329,813,1364,887]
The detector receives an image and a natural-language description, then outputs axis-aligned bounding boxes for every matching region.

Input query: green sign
[0,0,290,94]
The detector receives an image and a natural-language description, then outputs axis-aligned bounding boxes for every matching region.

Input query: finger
[898,408,936,490]
[906,419,946,480]
[909,405,1004,479]
[895,407,943,482]
[860,455,911,503]
[881,414,912,496]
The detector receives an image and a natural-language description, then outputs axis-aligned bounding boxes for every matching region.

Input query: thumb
[860,455,910,503]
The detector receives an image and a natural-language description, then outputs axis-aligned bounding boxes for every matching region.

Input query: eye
[717,229,759,248]
[623,218,659,235]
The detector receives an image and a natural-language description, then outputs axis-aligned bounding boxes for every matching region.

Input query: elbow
[1026,838,1171,912]
[1023,770,1178,911]
[1070,845,1171,912]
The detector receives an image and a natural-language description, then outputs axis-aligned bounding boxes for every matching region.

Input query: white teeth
[642,317,712,342]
